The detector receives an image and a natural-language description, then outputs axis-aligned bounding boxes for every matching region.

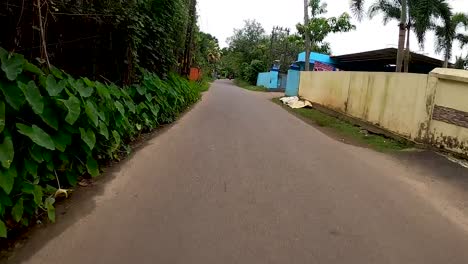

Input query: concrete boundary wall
[298,69,468,157]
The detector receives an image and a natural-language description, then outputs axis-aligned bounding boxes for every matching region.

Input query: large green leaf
[125,100,136,114]
[16,123,55,150]
[11,198,23,222]
[82,77,94,87]
[109,84,122,98]
[0,166,16,194]
[0,79,25,110]
[99,121,109,140]
[0,190,11,209]
[85,100,99,127]
[95,82,111,100]
[0,135,14,169]
[80,128,96,150]
[40,100,59,130]
[42,150,52,162]
[53,132,72,152]
[18,81,44,115]
[97,110,106,123]
[112,130,121,150]
[23,62,44,76]
[45,75,64,96]
[23,184,43,206]
[147,103,160,117]
[72,79,93,97]
[29,146,44,163]
[0,220,6,238]
[60,96,81,125]
[145,93,153,102]
[25,159,38,178]
[0,48,25,81]
[115,101,125,116]
[0,101,4,133]
[136,84,146,95]
[45,197,55,223]
[86,156,99,177]
[50,66,63,79]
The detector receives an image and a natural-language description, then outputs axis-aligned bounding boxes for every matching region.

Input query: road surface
[6,80,468,263]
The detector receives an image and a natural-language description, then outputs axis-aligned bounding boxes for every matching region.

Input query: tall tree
[435,13,468,68]
[368,0,451,72]
[304,0,311,71]
[351,0,407,72]
[298,0,355,69]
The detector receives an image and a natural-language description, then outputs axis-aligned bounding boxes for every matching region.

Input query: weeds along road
[6,80,468,264]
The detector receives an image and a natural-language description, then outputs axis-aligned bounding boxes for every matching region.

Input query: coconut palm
[350,0,408,72]
[435,13,468,68]
[367,0,451,72]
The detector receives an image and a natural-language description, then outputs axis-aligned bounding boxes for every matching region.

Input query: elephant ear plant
[0,47,201,237]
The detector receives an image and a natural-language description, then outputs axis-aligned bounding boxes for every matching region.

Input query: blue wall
[257,72,270,87]
[256,71,279,89]
[285,70,300,96]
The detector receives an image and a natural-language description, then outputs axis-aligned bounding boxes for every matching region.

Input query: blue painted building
[256,51,337,95]
[296,52,337,70]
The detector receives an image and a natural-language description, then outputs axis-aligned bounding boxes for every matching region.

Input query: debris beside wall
[279,96,312,109]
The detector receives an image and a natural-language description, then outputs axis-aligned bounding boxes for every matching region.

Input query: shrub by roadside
[0,47,201,237]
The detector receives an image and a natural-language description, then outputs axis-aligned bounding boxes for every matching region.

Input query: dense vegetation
[0,0,208,83]
[0,48,202,237]
[0,0,219,237]
[220,20,304,84]
[220,1,354,85]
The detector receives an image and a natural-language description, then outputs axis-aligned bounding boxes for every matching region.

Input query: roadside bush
[0,48,200,237]
[241,60,267,85]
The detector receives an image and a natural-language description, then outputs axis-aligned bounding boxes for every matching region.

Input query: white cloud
[198,0,468,61]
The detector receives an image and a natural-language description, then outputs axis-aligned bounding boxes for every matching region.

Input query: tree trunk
[304,0,311,71]
[396,0,407,72]
[404,24,410,73]
[443,51,449,68]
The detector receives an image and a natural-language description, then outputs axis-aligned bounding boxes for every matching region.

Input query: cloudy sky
[198,0,467,61]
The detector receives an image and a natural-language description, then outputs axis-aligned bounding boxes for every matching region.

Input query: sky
[198,0,468,61]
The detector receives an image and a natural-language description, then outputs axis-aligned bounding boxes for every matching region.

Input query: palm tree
[435,13,468,68]
[351,0,407,72]
[304,0,311,71]
[367,0,451,72]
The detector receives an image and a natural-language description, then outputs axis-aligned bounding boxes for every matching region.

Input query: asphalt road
[7,80,468,263]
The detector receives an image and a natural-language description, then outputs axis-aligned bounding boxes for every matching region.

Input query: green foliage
[241,60,268,84]
[194,31,221,77]
[296,0,355,53]
[0,49,201,237]
[435,12,468,65]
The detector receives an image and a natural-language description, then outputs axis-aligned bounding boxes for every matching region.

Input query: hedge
[0,47,201,237]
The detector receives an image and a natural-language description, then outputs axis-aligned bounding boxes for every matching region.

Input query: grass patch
[234,79,269,92]
[273,98,413,152]
[197,81,211,92]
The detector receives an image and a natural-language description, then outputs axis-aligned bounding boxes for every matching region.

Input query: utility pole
[304,0,311,71]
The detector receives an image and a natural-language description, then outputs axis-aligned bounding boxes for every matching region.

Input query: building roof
[331,48,448,73]
[297,52,335,65]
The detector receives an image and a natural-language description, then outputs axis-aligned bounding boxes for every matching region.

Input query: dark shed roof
[331,48,448,73]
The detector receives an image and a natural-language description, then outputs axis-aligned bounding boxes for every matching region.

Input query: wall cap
[429,68,468,83]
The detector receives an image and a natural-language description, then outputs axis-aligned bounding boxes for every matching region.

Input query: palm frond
[350,0,366,21]
[368,0,401,24]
